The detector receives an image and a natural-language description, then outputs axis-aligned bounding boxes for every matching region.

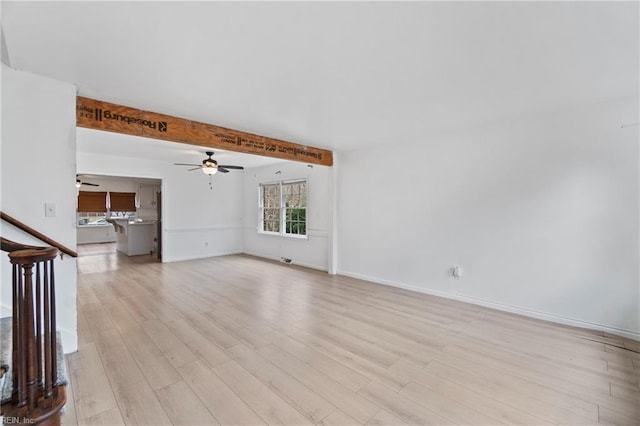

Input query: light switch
[45,203,56,217]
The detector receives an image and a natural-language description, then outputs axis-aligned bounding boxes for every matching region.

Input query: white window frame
[258,179,308,239]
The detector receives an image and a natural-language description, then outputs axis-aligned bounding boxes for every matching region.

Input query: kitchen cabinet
[77,224,116,244]
[111,219,155,256]
[137,184,159,210]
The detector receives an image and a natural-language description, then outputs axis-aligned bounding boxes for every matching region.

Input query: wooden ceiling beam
[76,96,333,166]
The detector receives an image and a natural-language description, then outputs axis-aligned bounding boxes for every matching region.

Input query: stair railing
[1,211,77,259]
[1,237,66,425]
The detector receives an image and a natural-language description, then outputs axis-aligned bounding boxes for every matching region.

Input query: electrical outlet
[452,266,462,279]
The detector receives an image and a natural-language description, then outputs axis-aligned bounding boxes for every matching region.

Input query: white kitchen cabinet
[137,184,159,210]
[77,224,117,244]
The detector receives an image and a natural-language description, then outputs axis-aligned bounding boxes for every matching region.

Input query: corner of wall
[2,65,79,353]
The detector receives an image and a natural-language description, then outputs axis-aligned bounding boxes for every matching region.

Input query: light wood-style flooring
[63,243,640,425]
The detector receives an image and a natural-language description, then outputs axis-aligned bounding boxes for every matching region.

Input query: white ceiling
[2,1,638,154]
[76,127,287,169]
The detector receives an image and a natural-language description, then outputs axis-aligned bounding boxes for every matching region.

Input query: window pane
[263,205,280,232]
[284,206,306,235]
[283,182,306,209]
[261,184,280,206]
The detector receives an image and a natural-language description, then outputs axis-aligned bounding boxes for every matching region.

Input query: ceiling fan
[174,151,244,175]
[76,175,99,188]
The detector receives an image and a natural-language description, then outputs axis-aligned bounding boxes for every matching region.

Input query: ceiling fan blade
[218,165,244,170]
[174,163,201,166]
[217,167,230,173]
[82,182,100,187]
[187,167,202,171]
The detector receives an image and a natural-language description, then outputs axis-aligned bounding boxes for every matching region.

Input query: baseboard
[243,251,328,272]
[338,270,640,342]
[0,303,10,318]
[59,327,78,354]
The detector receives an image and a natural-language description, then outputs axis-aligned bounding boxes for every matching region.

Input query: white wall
[77,148,244,262]
[243,162,332,271]
[337,97,640,339]
[1,64,78,353]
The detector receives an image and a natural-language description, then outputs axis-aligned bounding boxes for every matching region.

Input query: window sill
[257,231,309,240]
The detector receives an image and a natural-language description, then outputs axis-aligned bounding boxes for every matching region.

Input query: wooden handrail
[1,212,77,258]
[1,237,43,253]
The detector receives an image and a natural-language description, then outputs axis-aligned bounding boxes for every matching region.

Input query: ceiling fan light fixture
[202,166,217,175]
[175,151,242,176]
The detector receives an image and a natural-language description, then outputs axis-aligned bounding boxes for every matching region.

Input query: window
[108,192,136,212]
[259,179,307,237]
[77,191,108,213]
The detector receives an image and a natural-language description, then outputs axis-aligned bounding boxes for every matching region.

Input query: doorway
[76,174,163,269]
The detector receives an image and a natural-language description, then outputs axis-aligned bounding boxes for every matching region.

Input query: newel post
[7,246,60,417]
